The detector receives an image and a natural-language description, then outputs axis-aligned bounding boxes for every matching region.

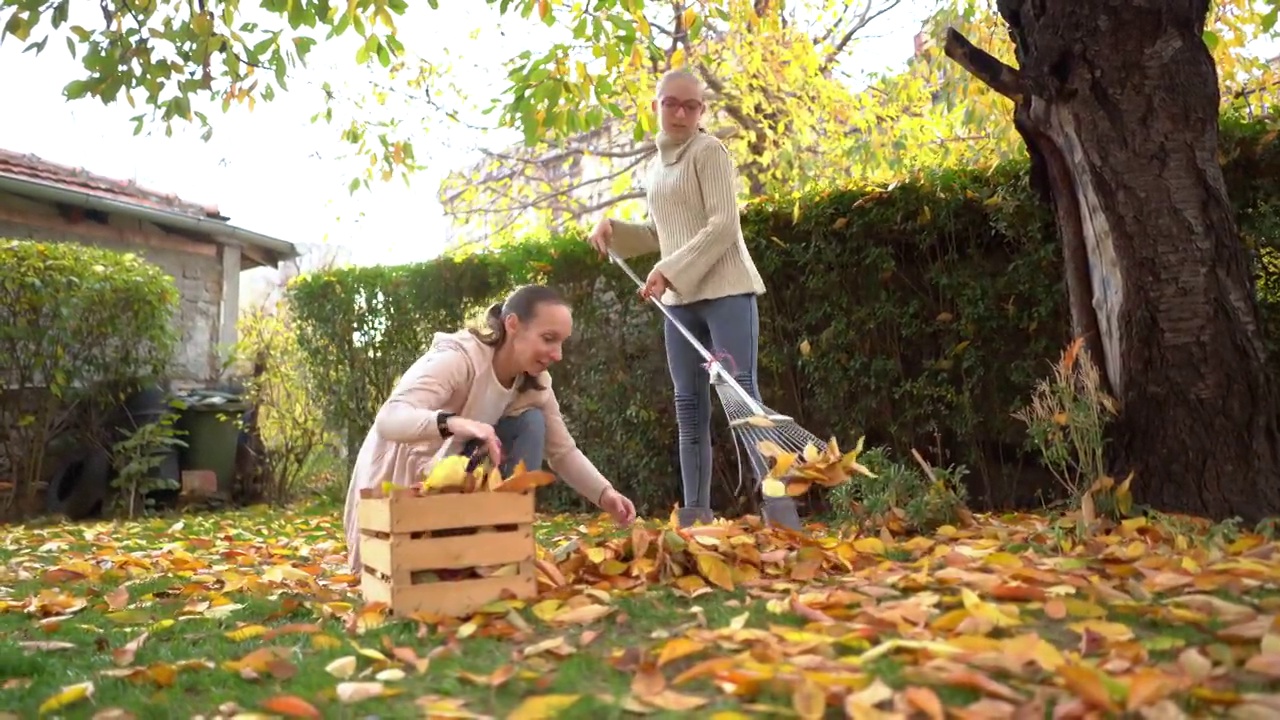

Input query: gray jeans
[463,408,546,475]
[664,292,762,509]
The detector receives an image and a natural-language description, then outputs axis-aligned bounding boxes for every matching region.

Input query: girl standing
[587,69,802,531]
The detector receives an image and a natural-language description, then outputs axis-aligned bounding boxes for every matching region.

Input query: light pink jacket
[342,330,614,571]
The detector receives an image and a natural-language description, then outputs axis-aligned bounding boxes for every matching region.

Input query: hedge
[0,239,180,509]
[287,116,1280,517]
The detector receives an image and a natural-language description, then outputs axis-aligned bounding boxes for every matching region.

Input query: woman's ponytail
[470,302,507,347]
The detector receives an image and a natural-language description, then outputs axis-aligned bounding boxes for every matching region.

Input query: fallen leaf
[335,681,386,704]
[507,694,582,719]
[260,695,322,718]
[38,681,94,716]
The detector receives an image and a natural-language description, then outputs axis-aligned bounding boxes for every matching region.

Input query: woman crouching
[342,284,638,571]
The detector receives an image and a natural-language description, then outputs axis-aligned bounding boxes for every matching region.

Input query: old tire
[46,444,111,520]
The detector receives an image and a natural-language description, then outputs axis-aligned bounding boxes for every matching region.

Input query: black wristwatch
[437,412,456,438]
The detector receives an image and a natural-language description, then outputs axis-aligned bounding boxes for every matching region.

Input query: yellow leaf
[761,478,787,498]
[656,637,706,667]
[695,553,735,591]
[681,7,696,28]
[225,624,269,642]
[38,681,93,716]
[960,588,1021,628]
[422,455,468,491]
[852,537,885,555]
[508,694,582,720]
[744,415,776,427]
[799,339,812,357]
[537,0,550,20]
[532,599,562,623]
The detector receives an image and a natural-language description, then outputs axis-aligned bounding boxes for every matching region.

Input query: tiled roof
[0,148,227,221]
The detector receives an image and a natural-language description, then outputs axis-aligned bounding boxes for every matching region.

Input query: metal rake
[606,248,829,492]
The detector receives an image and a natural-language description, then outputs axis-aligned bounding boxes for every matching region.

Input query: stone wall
[0,190,226,387]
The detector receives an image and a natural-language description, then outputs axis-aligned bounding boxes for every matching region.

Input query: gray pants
[664,292,762,510]
[465,409,546,475]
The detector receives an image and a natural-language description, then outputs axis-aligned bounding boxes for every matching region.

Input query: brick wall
[0,190,226,387]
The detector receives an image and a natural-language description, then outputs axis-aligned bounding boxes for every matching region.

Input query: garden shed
[0,148,300,387]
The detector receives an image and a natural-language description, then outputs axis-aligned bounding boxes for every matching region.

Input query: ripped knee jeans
[663,293,762,509]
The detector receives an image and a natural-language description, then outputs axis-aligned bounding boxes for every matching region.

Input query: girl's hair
[656,68,705,98]
[469,284,567,392]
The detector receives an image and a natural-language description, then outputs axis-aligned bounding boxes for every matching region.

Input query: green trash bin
[175,390,250,496]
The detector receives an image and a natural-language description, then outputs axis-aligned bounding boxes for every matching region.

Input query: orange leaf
[261,695,322,718]
[496,470,556,493]
[1058,664,1117,712]
[903,686,944,720]
[791,677,826,719]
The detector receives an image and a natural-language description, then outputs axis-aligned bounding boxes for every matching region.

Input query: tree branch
[443,151,653,221]
[820,0,903,71]
[943,27,1024,102]
[480,137,657,166]
[576,190,648,216]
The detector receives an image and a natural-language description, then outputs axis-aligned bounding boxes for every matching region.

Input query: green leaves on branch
[2,0,407,140]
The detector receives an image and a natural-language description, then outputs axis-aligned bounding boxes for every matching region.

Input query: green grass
[4,500,1280,718]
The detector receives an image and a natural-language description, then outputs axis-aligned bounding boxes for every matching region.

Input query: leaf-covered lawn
[3,503,1280,719]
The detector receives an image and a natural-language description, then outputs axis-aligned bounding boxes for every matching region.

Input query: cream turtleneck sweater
[609,130,767,306]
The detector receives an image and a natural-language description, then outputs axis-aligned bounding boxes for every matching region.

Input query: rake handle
[605,247,767,416]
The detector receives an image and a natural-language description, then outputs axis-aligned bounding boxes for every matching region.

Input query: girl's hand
[588,217,612,258]
[640,268,669,300]
[598,488,637,526]
[446,417,503,468]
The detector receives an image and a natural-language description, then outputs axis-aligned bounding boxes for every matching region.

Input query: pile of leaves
[357,457,558,498]
[759,433,878,500]
[3,502,1280,718]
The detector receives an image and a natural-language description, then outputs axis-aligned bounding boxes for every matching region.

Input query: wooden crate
[357,488,537,618]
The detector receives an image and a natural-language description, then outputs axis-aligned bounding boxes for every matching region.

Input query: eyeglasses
[660,97,704,114]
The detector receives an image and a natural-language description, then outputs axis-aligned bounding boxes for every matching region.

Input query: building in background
[0,148,299,386]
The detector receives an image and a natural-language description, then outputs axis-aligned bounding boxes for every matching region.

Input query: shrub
[0,240,179,512]
[286,115,1280,518]
[1012,338,1117,508]
[233,302,340,506]
[825,446,970,534]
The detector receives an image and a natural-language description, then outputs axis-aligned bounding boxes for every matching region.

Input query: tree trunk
[948,0,1280,522]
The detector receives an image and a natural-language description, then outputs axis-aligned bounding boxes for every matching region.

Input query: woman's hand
[445,416,503,468]
[588,216,612,258]
[598,488,637,527]
[640,267,670,301]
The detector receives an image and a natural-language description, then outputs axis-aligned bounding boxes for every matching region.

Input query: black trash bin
[122,385,184,509]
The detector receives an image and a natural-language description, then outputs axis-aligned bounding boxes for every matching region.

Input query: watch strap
[437,412,455,438]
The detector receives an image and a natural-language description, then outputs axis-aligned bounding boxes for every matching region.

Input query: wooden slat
[393,527,533,572]
[357,496,393,533]
[360,570,393,606]
[386,492,534,534]
[360,532,394,576]
[388,561,537,617]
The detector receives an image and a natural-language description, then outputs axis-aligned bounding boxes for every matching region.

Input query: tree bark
[948,0,1280,522]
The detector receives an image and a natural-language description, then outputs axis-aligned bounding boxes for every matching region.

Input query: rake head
[711,376,875,500]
